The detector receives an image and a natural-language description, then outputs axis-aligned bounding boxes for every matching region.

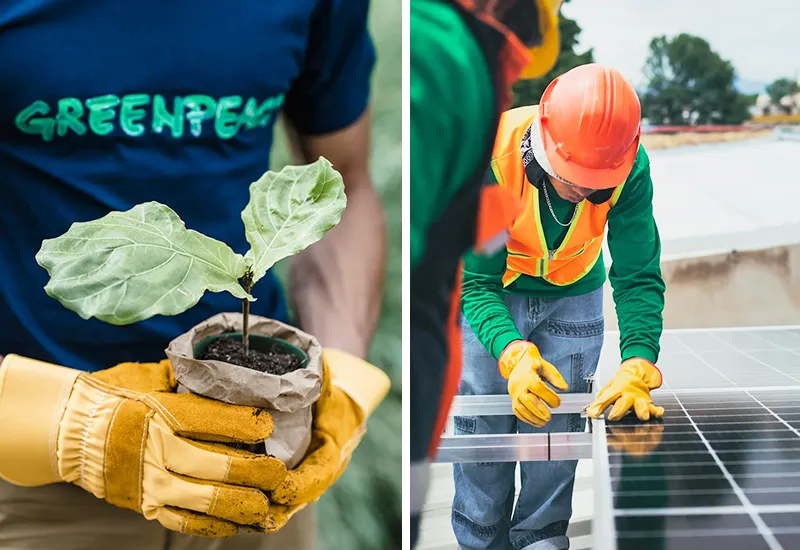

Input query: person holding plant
[0,0,387,548]
[451,63,666,550]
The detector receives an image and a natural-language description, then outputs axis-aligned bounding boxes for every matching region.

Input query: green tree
[641,33,751,125]
[511,0,594,107]
[766,77,800,113]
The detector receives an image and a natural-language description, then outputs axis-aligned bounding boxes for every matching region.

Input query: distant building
[752,81,800,116]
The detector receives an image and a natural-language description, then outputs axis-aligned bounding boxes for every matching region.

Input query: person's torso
[491,105,624,294]
[0,0,328,370]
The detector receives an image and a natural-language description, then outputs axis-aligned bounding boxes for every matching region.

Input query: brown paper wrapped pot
[165,312,323,469]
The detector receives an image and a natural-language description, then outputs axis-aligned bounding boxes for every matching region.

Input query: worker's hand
[499,340,568,427]
[607,421,664,459]
[262,349,391,532]
[0,355,287,537]
[585,358,664,421]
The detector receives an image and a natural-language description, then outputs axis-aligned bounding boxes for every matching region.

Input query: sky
[562,0,800,93]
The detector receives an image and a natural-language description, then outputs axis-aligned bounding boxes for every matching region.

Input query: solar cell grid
[601,328,800,550]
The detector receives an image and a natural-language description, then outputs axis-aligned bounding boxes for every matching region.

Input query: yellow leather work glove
[499,340,568,427]
[262,348,391,532]
[607,422,664,459]
[585,358,665,421]
[0,355,287,537]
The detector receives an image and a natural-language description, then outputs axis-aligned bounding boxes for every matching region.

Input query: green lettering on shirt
[215,96,244,140]
[184,94,217,137]
[14,92,285,142]
[56,98,87,137]
[86,95,121,136]
[152,95,185,138]
[120,94,151,137]
[15,100,56,142]
[241,94,285,130]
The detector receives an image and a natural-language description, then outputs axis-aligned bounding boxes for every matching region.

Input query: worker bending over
[453,63,666,550]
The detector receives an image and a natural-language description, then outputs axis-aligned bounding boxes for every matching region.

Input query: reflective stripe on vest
[491,105,626,287]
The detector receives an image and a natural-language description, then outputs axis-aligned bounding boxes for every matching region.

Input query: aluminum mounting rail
[448,393,593,417]
[435,377,599,463]
[434,432,593,463]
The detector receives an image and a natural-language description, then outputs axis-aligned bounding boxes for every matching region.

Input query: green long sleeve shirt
[462,145,666,363]
[410,0,495,270]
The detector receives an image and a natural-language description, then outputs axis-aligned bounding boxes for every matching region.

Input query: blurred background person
[410,0,564,547]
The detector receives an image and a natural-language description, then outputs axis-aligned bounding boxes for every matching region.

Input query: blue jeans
[452,289,604,550]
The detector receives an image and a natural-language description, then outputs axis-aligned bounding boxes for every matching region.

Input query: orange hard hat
[537,63,642,190]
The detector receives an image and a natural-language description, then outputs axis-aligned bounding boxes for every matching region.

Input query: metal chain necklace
[541,180,578,227]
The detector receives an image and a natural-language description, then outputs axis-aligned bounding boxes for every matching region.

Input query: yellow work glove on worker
[585,358,665,421]
[499,340,568,427]
[0,355,287,537]
[264,349,391,532]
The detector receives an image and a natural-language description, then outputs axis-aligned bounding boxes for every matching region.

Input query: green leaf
[36,202,250,325]
[242,157,346,283]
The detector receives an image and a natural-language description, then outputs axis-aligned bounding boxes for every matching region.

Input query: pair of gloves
[498,340,664,427]
[0,349,389,537]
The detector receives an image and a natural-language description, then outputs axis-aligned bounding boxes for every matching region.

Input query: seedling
[35,157,346,359]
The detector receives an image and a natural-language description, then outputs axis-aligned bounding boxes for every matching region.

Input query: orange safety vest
[490,105,626,287]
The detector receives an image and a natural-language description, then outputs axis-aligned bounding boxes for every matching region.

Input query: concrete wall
[603,243,800,330]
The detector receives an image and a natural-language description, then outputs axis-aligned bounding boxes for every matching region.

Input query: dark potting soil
[198,336,303,376]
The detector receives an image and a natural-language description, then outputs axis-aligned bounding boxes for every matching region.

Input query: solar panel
[429,326,800,549]
[594,327,800,550]
[631,328,800,391]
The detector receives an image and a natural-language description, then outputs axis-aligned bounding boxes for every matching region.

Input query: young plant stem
[241,270,254,355]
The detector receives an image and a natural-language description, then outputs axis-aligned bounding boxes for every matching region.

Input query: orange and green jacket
[462,107,666,364]
[410,0,532,546]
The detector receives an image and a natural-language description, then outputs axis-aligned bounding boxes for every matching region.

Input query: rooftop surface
[638,136,800,261]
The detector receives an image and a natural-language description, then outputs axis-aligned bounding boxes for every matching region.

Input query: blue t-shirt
[0,0,375,372]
